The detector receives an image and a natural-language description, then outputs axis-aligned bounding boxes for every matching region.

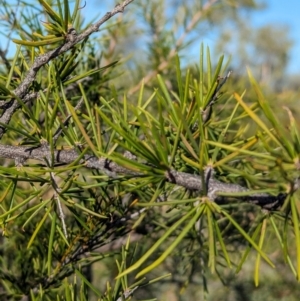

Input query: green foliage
[0,0,299,300]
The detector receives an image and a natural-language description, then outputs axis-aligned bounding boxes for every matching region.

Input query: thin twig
[116,286,139,301]
[53,97,84,143]
[54,193,68,239]
[201,70,232,123]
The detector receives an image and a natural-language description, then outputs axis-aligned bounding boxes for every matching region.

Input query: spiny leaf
[13,37,64,47]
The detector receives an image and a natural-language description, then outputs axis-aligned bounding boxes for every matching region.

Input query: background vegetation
[0,0,300,300]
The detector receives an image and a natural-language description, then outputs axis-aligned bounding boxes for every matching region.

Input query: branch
[201,70,232,123]
[0,144,286,210]
[0,0,135,138]
[116,287,139,301]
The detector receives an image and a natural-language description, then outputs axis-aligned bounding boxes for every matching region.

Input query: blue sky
[84,0,300,75]
[1,1,299,75]
[252,0,300,74]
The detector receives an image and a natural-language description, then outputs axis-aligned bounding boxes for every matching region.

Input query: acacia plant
[0,0,299,300]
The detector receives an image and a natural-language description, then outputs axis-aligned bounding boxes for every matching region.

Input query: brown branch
[0,0,135,138]
[0,143,286,210]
